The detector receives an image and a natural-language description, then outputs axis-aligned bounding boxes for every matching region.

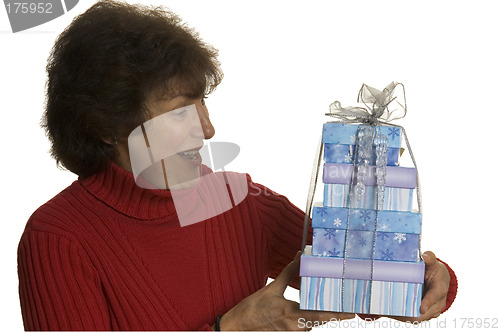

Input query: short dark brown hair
[43,0,223,178]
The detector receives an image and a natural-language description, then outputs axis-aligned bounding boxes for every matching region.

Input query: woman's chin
[168,176,201,190]
[134,161,201,190]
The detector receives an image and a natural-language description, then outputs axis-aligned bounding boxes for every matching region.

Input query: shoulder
[22,180,95,238]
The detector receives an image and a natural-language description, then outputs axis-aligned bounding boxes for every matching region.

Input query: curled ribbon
[327,82,407,125]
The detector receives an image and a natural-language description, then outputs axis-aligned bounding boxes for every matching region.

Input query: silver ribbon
[341,125,390,312]
[328,82,407,125]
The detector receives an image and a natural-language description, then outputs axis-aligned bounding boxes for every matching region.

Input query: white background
[1,0,499,330]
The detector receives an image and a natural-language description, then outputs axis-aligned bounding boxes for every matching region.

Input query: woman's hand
[217,251,354,331]
[390,251,450,323]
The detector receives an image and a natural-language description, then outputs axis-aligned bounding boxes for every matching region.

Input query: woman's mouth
[176,147,203,166]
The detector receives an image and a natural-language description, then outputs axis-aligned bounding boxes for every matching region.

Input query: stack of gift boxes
[299,122,424,317]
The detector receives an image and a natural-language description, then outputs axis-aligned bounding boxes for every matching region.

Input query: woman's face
[116,95,215,190]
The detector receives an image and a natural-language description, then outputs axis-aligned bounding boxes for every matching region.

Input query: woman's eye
[171,108,187,117]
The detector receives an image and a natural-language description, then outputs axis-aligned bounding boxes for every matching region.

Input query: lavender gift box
[323,163,417,189]
[322,123,402,149]
[324,184,414,211]
[324,143,400,166]
[299,246,424,316]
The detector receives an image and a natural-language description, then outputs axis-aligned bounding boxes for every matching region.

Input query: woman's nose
[196,103,215,139]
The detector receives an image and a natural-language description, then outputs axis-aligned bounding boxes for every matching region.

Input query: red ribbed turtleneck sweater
[18,163,457,330]
[18,163,309,330]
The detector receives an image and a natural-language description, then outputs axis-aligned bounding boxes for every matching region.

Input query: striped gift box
[300,276,422,316]
[299,246,424,316]
[323,184,414,211]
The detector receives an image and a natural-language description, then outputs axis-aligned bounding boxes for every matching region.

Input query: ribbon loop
[328,82,407,124]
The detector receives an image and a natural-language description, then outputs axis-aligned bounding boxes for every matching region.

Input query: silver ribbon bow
[327,82,407,125]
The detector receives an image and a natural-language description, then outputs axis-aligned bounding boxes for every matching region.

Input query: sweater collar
[79,162,213,221]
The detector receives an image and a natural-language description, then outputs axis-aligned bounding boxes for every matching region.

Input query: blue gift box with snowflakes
[311,206,422,232]
[311,206,421,262]
[322,123,402,148]
[324,143,400,166]
[312,229,420,262]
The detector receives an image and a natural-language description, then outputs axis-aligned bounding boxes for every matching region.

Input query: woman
[17,1,457,330]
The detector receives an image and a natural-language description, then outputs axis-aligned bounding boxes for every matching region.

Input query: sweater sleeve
[250,180,312,290]
[436,258,458,314]
[18,230,111,331]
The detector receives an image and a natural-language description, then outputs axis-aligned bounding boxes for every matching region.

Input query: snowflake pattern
[358,238,367,247]
[327,248,341,257]
[333,218,342,227]
[359,210,372,222]
[388,127,400,140]
[344,151,353,163]
[323,229,336,240]
[317,208,328,217]
[393,233,407,244]
[380,248,394,261]
[378,232,390,241]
